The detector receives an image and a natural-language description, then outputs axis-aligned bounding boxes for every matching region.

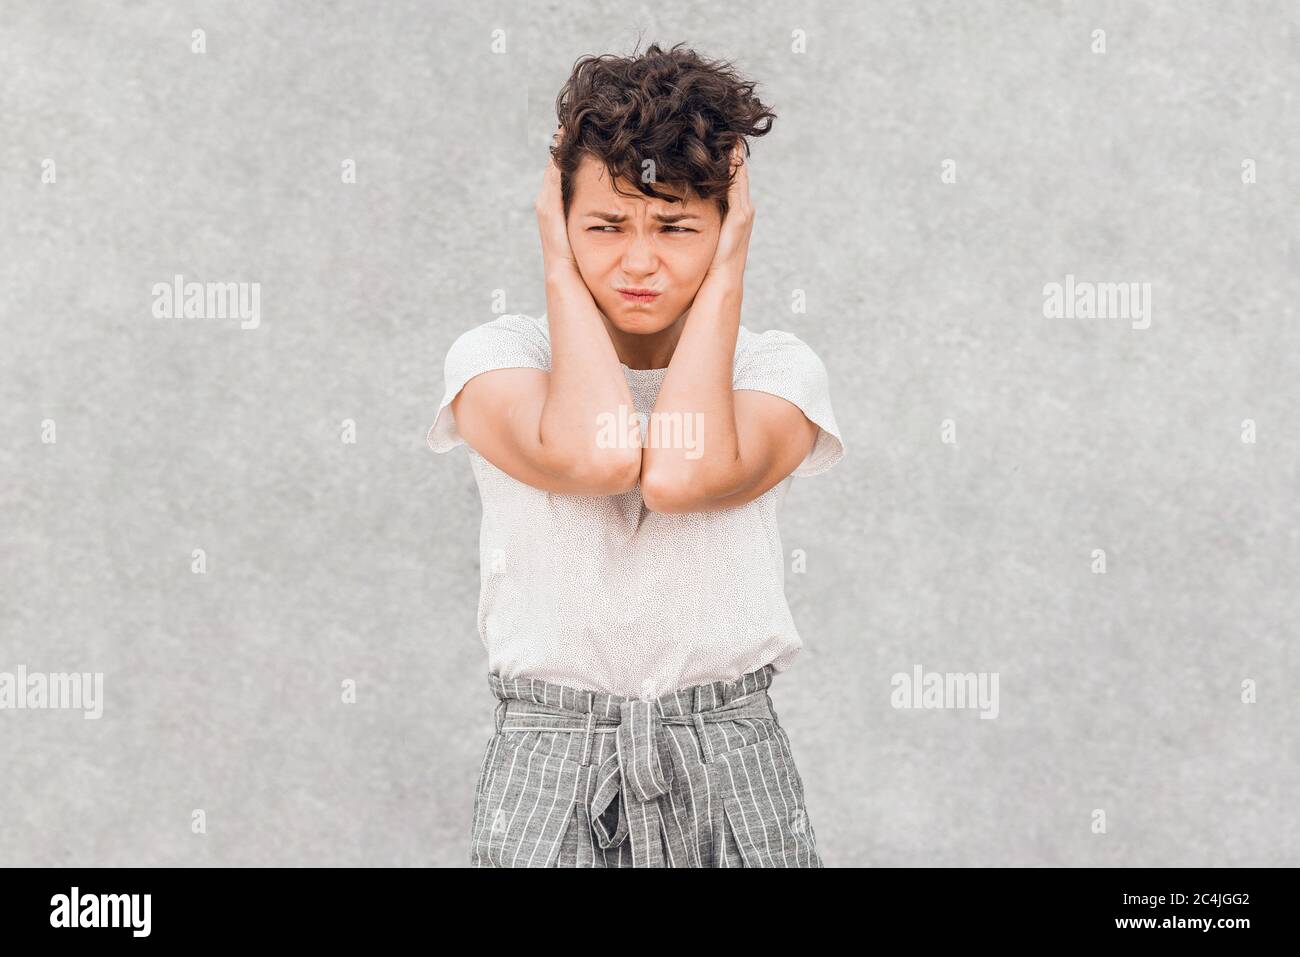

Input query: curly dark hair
[551,42,776,220]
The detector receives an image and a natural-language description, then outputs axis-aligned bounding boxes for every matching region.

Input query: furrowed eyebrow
[585,211,702,224]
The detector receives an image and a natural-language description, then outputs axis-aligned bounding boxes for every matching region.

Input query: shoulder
[734,326,830,386]
[443,313,551,376]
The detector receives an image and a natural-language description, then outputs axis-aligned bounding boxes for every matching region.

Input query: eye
[588,225,620,232]
[663,226,696,233]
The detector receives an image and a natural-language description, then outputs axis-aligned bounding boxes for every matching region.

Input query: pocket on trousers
[473,733,584,868]
[712,736,821,868]
[480,800,577,868]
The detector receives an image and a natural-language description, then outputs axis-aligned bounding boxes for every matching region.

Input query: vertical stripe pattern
[469,664,824,868]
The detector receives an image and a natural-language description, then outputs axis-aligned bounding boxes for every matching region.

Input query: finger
[728,144,748,188]
[731,147,750,200]
[732,147,748,181]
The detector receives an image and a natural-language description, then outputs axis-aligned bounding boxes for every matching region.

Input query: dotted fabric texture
[426,313,845,699]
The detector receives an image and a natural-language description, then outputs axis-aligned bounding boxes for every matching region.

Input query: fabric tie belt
[498,688,776,868]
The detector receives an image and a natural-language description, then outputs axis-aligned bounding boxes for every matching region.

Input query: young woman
[427,43,845,867]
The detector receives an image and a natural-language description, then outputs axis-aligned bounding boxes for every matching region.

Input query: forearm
[538,266,641,485]
[641,271,746,499]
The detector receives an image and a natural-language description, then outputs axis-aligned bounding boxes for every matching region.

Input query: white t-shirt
[427,312,845,701]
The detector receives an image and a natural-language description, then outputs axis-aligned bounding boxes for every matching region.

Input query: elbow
[641,460,751,513]
[641,469,702,514]
[571,448,642,497]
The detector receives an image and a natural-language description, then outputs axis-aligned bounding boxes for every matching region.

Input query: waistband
[487,663,776,723]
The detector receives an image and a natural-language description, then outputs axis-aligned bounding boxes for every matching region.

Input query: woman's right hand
[537,126,578,278]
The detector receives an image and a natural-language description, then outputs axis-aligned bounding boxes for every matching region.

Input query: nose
[621,228,659,275]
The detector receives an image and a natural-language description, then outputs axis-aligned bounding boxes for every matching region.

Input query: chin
[609,315,652,333]
[613,310,675,333]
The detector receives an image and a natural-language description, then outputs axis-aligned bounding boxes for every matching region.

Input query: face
[566,154,722,335]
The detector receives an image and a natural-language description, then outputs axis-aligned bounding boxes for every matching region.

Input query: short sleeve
[732,328,845,478]
[426,314,551,453]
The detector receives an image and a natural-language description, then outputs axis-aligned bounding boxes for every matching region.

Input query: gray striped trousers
[469,663,824,867]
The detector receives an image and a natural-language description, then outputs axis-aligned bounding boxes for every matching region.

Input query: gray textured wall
[2,0,1297,867]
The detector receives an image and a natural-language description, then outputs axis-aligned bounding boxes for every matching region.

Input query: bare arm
[638,277,818,512]
[452,130,641,496]
[535,264,641,491]
[451,366,639,496]
[640,146,818,513]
